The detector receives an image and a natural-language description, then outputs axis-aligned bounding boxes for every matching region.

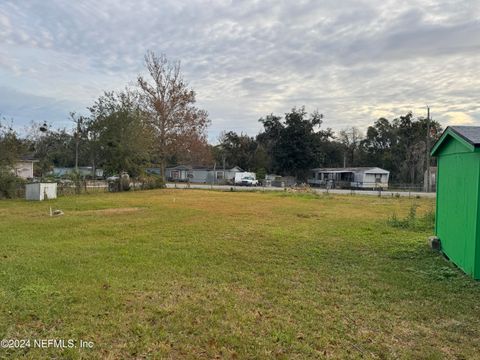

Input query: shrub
[67,171,84,194]
[139,174,165,190]
[0,170,24,199]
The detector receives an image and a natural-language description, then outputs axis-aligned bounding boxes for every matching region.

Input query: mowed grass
[1,190,480,359]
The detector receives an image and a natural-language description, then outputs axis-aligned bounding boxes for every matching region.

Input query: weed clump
[388,204,435,231]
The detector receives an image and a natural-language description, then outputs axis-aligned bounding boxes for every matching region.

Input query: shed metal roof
[450,126,480,146]
[431,126,480,156]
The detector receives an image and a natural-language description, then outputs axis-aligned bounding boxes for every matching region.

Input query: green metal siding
[436,136,472,155]
[475,159,480,279]
[435,136,480,278]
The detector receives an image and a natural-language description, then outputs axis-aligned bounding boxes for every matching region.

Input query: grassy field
[0,189,479,359]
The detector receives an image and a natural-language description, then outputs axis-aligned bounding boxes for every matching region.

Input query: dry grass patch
[1,189,480,359]
[79,207,144,216]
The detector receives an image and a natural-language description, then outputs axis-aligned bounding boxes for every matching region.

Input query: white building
[308,167,390,189]
[51,167,104,178]
[25,182,57,201]
[13,159,37,179]
[423,166,437,192]
[160,165,244,184]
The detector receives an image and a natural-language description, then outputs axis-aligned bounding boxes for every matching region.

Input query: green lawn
[1,189,479,359]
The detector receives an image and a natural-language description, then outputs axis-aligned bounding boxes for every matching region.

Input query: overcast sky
[0,0,479,142]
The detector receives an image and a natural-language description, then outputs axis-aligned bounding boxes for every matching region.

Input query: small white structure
[308,167,390,189]
[13,159,37,179]
[25,183,57,201]
[423,166,437,192]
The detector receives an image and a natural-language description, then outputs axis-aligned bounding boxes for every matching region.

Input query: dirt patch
[81,207,143,215]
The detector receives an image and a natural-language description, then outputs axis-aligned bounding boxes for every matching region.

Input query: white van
[234,172,259,186]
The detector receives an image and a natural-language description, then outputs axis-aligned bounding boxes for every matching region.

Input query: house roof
[16,157,38,163]
[165,165,243,172]
[311,167,389,174]
[165,165,196,170]
[15,153,38,162]
[431,126,480,156]
[205,166,244,171]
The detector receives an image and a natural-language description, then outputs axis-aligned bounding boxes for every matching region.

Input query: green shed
[431,126,480,279]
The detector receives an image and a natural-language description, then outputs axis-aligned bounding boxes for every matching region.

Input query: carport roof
[311,167,389,174]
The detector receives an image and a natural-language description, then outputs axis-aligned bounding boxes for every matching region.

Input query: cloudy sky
[0,0,479,142]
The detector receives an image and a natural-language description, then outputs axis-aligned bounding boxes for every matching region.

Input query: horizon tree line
[1,51,443,186]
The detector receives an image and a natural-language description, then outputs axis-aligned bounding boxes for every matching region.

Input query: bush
[0,170,24,199]
[139,174,165,190]
[67,171,84,194]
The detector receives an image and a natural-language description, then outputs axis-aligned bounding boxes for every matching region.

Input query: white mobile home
[51,167,104,178]
[308,167,389,189]
[163,165,244,184]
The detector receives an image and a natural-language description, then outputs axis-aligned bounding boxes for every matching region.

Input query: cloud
[445,111,475,125]
[0,86,83,131]
[0,0,479,142]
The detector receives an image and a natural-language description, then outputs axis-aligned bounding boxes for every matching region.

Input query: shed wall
[436,150,479,277]
[25,183,57,201]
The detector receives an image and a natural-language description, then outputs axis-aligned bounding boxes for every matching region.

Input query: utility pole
[75,130,79,172]
[71,112,83,173]
[426,106,431,192]
[212,161,216,188]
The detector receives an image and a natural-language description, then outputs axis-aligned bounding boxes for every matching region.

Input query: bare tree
[404,141,426,186]
[137,51,210,178]
[339,126,363,166]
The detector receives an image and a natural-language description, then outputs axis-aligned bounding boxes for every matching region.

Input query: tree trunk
[160,159,166,181]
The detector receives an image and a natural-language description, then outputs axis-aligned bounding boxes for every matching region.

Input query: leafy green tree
[214,131,257,170]
[256,108,340,176]
[312,130,342,168]
[361,113,442,184]
[275,107,324,179]
[0,119,25,168]
[88,90,153,177]
[256,114,283,171]
[0,119,26,198]
[256,167,267,181]
[28,126,78,176]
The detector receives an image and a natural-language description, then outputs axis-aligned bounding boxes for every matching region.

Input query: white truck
[234,172,259,186]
